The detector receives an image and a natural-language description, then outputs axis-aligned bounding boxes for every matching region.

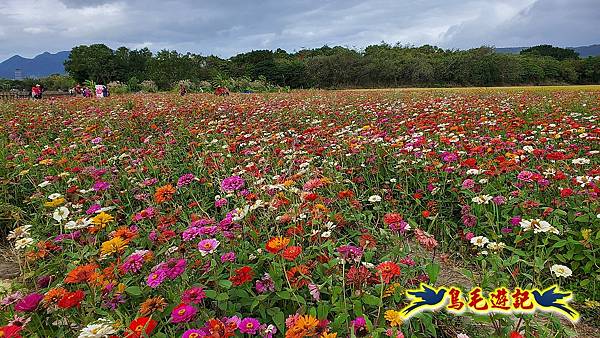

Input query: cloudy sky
[0,0,598,61]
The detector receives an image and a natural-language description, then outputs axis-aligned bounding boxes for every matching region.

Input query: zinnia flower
[239,317,260,334]
[170,303,197,323]
[198,238,220,256]
[14,293,43,312]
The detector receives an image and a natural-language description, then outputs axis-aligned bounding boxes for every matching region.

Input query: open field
[0,88,599,337]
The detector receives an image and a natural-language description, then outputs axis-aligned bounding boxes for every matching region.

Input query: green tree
[64,44,115,83]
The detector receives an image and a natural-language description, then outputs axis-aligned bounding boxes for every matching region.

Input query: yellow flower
[283,180,296,187]
[44,198,65,208]
[384,283,401,298]
[581,229,591,241]
[100,237,127,256]
[92,212,114,228]
[39,159,54,165]
[19,169,30,176]
[320,333,338,338]
[384,310,403,327]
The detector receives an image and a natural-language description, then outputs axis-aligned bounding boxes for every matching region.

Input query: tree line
[3,43,600,92]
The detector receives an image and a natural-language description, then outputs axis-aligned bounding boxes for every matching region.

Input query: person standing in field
[95,84,104,98]
[179,83,187,96]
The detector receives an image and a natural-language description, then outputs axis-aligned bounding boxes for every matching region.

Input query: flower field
[1,88,599,337]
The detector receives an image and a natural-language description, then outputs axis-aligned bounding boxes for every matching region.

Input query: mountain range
[1,44,600,79]
[495,44,600,57]
[0,51,69,79]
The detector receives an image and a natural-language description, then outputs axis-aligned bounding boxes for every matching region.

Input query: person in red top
[214,86,229,96]
[31,85,42,99]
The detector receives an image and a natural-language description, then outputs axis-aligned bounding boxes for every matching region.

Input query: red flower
[560,188,573,197]
[57,290,85,309]
[510,331,524,338]
[376,261,401,284]
[421,210,431,218]
[282,246,302,261]
[125,317,158,338]
[383,213,403,225]
[230,266,254,286]
[0,325,22,338]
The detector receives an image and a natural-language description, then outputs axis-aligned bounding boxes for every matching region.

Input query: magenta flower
[14,293,43,312]
[215,198,228,207]
[220,251,236,263]
[177,173,196,187]
[163,258,187,279]
[182,286,206,304]
[86,204,101,215]
[92,181,110,191]
[146,270,167,288]
[337,245,363,263]
[198,238,220,256]
[182,329,207,338]
[170,303,197,323]
[239,317,260,334]
[221,175,245,192]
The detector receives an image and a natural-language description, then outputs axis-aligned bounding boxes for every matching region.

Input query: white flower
[472,195,493,205]
[78,319,117,338]
[571,158,590,165]
[478,178,488,184]
[48,193,63,200]
[368,195,382,203]
[487,241,506,252]
[520,219,558,234]
[457,333,470,338]
[470,236,489,247]
[550,264,572,278]
[576,175,599,187]
[14,237,34,250]
[523,146,534,153]
[65,218,92,230]
[466,169,482,175]
[7,224,33,240]
[321,231,332,238]
[37,181,51,188]
[53,207,70,222]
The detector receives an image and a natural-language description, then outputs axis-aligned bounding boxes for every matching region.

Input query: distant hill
[0,51,69,79]
[495,44,600,57]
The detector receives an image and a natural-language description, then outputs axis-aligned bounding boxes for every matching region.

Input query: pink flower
[146,270,166,288]
[177,173,195,187]
[198,238,220,256]
[170,303,197,323]
[239,317,260,334]
[181,287,206,304]
[14,293,43,312]
[221,176,245,192]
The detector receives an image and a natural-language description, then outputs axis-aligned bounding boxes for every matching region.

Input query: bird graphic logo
[532,285,579,322]
[401,284,448,318]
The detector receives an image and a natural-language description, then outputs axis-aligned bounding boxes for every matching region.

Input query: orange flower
[154,184,176,204]
[286,315,319,338]
[376,261,401,284]
[286,265,310,288]
[265,236,290,254]
[282,246,302,261]
[65,263,98,284]
[43,287,67,306]
[139,296,167,317]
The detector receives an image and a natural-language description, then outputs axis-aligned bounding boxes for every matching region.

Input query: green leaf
[362,293,381,306]
[574,215,590,222]
[216,293,229,301]
[425,263,441,284]
[125,286,142,296]
[218,280,233,289]
[205,290,217,299]
[276,290,291,300]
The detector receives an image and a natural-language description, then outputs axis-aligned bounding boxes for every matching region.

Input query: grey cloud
[0,0,598,61]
